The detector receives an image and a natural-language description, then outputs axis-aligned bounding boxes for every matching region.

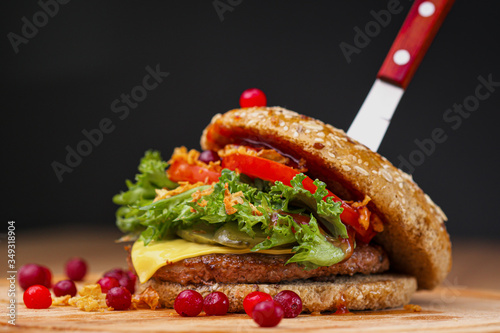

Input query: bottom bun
[139,274,417,313]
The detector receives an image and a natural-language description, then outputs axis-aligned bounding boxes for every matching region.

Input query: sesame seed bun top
[201,106,452,289]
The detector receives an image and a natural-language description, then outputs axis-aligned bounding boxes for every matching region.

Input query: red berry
[53,280,77,297]
[239,88,267,108]
[243,291,273,317]
[274,290,302,318]
[19,264,50,290]
[126,271,137,284]
[203,292,229,316]
[97,276,120,293]
[23,285,52,309]
[65,257,87,281]
[118,276,135,294]
[106,286,131,310]
[41,266,52,288]
[252,301,284,327]
[103,268,124,281]
[174,290,203,317]
[199,150,221,164]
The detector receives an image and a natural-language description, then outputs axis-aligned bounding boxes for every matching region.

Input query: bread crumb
[404,304,422,312]
[52,295,71,306]
[67,284,110,312]
[131,286,160,310]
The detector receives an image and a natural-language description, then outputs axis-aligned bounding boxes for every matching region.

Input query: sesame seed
[342,165,351,172]
[283,126,288,131]
[317,132,325,137]
[293,131,299,138]
[303,121,324,131]
[380,168,393,182]
[424,194,433,204]
[305,129,311,134]
[314,137,324,142]
[327,151,336,158]
[354,166,369,176]
[398,182,403,189]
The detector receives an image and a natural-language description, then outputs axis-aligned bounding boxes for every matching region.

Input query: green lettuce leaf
[287,215,346,269]
[252,213,296,250]
[267,174,347,238]
[113,150,177,235]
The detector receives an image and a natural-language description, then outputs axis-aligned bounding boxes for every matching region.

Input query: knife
[347,0,455,152]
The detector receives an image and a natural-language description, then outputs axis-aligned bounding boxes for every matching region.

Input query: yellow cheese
[132,239,293,283]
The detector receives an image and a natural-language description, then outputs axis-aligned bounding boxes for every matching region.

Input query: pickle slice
[213,221,267,249]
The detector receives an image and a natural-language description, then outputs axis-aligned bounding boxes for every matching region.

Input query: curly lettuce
[112,150,177,236]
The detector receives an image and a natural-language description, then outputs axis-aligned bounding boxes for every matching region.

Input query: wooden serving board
[2,283,500,333]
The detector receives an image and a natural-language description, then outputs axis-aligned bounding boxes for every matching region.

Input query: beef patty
[150,243,389,285]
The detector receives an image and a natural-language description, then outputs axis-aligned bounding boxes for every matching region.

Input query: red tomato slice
[167,160,221,184]
[221,153,375,241]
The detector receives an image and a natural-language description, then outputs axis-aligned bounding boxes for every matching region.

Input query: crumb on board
[404,304,422,312]
[52,295,71,306]
[131,286,160,310]
[55,284,110,312]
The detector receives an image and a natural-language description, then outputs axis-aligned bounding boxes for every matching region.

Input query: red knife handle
[377,0,455,89]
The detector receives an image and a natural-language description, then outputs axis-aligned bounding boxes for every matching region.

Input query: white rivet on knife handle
[419,2,436,17]
[393,50,411,66]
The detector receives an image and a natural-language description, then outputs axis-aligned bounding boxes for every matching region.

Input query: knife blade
[347,0,455,151]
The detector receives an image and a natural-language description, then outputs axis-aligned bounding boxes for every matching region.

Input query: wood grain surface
[2,284,500,332]
[1,227,499,332]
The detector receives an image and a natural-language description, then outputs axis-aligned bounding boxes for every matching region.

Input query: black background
[1,1,499,240]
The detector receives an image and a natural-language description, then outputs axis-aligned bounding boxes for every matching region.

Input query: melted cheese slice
[132,239,293,283]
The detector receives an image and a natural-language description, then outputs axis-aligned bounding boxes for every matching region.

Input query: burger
[113,107,451,313]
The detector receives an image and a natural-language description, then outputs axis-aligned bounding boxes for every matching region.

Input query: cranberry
[274,290,302,318]
[53,280,77,297]
[174,290,203,317]
[203,291,229,316]
[65,257,87,281]
[243,291,273,317]
[106,286,131,310]
[118,275,135,294]
[41,266,52,288]
[239,88,267,108]
[23,285,52,309]
[97,276,120,293]
[126,271,137,284]
[199,150,220,164]
[252,301,284,327]
[103,268,124,281]
[19,264,50,290]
